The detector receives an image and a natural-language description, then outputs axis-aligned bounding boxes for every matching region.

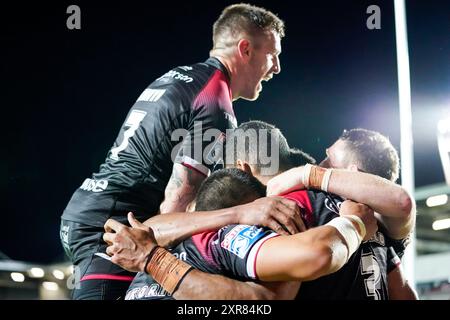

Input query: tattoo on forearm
[160,164,203,213]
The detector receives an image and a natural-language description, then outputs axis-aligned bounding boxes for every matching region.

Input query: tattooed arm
[159,163,206,213]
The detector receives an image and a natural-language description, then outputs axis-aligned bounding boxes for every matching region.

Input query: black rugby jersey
[62,57,237,227]
[286,190,408,300]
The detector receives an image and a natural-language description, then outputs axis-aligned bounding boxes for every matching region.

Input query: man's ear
[186,200,196,212]
[236,159,254,175]
[237,38,251,60]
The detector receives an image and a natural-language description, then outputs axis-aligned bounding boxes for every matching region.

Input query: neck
[210,52,240,101]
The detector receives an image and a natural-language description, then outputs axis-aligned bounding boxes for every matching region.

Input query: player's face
[241,31,281,101]
[320,139,349,169]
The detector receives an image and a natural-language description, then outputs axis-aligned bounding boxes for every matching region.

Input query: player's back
[62,58,236,227]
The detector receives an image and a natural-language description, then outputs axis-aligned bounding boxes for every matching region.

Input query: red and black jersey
[62,58,237,227]
[125,224,278,300]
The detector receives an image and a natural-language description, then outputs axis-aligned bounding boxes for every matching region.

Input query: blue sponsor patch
[221,225,266,259]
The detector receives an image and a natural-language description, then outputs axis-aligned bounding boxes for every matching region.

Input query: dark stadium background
[1,1,449,264]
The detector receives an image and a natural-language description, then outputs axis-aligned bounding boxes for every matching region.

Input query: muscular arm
[326,169,415,239]
[145,197,303,247]
[267,166,415,239]
[145,210,238,248]
[256,225,348,281]
[388,265,419,300]
[159,163,205,213]
[173,274,300,300]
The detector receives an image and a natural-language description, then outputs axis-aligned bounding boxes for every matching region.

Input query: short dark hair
[195,168,266,211]
[339,128,399,182]
[213,3,285,47]
[226,120,294,174]
[288,147,316,167]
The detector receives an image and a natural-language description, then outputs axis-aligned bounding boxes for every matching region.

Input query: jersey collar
[205,57,231,83]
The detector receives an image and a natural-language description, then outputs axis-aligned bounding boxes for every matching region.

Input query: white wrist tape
[326,217,362,260]
[344,215,366,240]
[302,164,313,188]
[321,169,332,192]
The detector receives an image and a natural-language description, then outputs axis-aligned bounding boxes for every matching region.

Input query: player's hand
[339,200,377,241]
[266,167,305,196]
[103,212,157,272]
[235,196,306,235]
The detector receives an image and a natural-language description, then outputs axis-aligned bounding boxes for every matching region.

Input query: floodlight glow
[426,194,448,207]
[432,218,450,231]
[11,272,25,282]
[52,269,65,280]
[42,281,59,291]
[29,267,45,278]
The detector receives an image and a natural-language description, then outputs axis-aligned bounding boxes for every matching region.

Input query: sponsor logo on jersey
[136,89,166,102]
[179,66,193,71]
[157,70,193,83]
[79,178,108,192]
[172,251,187,261]
[324,197,342,214]
[125,283,169,300]
[221,225,266,259]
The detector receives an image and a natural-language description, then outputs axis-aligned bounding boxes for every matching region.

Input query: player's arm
[172,275,300,300]
[255,201,376,281]
[159,163,205,213]
[385,241,418,300]
[388,264,419,300]
[267,164,415,239]
[104,214,300,299]
[326,169,415,240]
[144,197,304,247]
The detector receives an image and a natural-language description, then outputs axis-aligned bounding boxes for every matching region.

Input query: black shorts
[60,219,136,300]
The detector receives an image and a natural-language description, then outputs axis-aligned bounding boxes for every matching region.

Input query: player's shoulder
[155,59,221,88]
[138,59,226,106]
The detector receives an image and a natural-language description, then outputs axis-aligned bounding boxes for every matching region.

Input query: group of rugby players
[60,3,417,300]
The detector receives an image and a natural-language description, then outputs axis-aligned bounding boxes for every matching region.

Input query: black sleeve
[212,224,278,280]
[385,234,410,259]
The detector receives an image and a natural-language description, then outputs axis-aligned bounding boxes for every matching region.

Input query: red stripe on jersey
[193,70,234,115]
[282,190,315,228]
[191,231,220,268]
[80,274,134,282]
